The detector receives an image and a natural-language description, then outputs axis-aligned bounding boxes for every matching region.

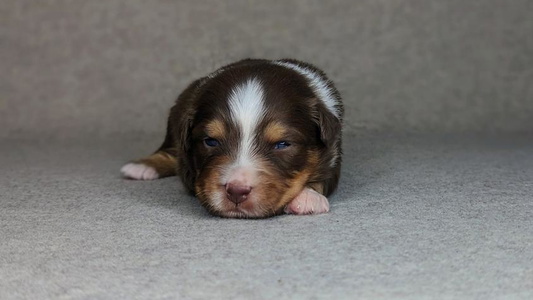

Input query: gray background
[2,0,532,138]
[1,1,532,299]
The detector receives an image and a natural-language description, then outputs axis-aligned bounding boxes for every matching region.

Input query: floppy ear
[310,98,342,149]
[166,79,203,192]
[169,103,195,154]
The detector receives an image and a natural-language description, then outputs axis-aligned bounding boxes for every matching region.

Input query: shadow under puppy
[121,59,343,218]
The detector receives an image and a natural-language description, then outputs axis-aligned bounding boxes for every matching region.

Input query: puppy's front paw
[284,187,330,215]
[120,163,159,180]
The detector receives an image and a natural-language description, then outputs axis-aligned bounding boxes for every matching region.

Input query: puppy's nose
[225,183,252,204]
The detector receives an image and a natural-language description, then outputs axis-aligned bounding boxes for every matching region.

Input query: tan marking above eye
[263,121,288,143]
[204,119,226,140]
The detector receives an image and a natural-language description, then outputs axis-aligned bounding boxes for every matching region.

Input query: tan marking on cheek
[273,149,322,212]
[307,149,320,167]
[305,150,326,194]
[205,119,226,139]
[195,155,232,213]
[263,121,287,143]
[246,150,322,216]
[280,170,311,206]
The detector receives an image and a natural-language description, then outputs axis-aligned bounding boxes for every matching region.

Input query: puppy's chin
[208,203,281,219]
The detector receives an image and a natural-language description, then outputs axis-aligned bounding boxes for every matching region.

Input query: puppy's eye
[204,137,220,147]
[274,141,291,150]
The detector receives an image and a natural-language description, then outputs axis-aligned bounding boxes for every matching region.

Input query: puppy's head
[179,61,341,218]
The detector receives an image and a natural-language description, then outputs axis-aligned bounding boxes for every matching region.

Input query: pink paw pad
[284,187,330,215]
[120,163,159,180]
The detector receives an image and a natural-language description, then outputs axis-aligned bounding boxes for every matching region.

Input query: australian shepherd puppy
[121,59,343,218]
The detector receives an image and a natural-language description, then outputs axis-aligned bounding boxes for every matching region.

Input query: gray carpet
[2,1,533,299]
[1,134,532,299]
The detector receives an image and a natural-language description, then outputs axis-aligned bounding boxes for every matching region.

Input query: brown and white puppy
[121,59,342,218]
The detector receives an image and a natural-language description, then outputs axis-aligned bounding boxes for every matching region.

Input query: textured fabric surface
[2,1,533,299]
[1,134,532,299]
[2,0,533,139]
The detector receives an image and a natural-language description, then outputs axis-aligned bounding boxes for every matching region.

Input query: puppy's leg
[121,149,177,180]
[121,123,178,180]
[121,78,202,182]
[284,185,330,215]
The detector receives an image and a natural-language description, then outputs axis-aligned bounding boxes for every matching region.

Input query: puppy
[121,59,343,218]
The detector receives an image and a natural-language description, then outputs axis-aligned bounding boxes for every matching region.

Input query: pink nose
[226,183,252,204]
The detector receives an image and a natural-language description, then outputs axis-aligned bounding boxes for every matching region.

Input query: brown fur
[126,59,343,218]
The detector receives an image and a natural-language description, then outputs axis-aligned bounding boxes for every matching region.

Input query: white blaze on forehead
[273,60,341,119]
[228,78,266,167]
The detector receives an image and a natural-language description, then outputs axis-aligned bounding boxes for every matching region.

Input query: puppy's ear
[169,103,195,154]
[167,79,204,192]
[310,98,342,149]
